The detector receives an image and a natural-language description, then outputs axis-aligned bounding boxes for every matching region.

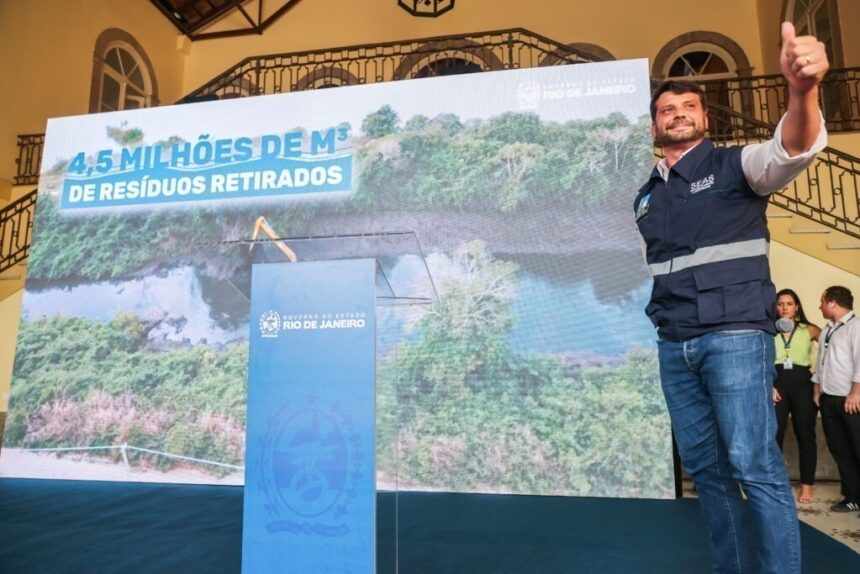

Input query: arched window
[100,45,149,111]
[666,48,731,79]
[392,40,502,81]
[413,57,482,78]
[294,67,361,91]
[89,29,158,113]
[538,43,614,67]
[214,78,260,99]
[785,0,844,124]
[653,32,751,82]
[653,33,752,134]
[662,43,739,125]
[785,0,843,67]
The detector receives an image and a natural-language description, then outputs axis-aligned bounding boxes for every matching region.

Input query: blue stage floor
[0,479,857,573]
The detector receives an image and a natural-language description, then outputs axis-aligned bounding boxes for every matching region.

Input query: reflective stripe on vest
[647,238,769,277]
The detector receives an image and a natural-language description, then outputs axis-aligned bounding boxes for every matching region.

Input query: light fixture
[398,0,455,17]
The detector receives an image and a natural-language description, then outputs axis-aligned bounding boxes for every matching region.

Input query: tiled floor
[684,479,860,553]
[794,481,860,553]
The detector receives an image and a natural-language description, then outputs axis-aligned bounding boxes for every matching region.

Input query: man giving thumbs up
[633,21,829,574]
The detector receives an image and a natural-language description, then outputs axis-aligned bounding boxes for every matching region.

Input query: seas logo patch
[635,193,650,222]
[690,174,715,194]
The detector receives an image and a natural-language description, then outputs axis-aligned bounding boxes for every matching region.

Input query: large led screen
[1,59,674,498]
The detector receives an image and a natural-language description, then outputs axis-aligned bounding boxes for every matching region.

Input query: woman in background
[773,288,822,503]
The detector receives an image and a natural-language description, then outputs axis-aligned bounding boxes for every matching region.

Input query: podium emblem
[259,310,281,338]
[258,401,362,536]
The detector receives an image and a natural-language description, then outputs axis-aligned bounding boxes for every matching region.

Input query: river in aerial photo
[20,248,655,362]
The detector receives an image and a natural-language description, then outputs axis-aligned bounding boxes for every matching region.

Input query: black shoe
[829,499,860,512]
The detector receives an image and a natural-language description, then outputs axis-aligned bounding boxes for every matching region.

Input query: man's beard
[654,119,706,146]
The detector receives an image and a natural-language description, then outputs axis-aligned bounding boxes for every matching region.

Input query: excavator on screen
[249,216,298,263]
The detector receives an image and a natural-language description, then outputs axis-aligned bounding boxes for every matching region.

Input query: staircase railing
[704,103,859,239]
[697,67,860,134]
[0,189,37,274]
[7,28,860,271]
[14,134,44,186]
[181,28,599,101]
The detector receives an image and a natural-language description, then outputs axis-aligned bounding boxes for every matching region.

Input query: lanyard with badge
[780,326,797,369]
[821,315,855,366]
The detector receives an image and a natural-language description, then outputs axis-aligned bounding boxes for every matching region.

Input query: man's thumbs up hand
[780,21,828,93]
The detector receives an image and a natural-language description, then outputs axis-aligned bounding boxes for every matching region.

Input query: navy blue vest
[634,140,777,342]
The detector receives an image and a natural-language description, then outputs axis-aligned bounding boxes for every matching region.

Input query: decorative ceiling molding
[398,0,455,18]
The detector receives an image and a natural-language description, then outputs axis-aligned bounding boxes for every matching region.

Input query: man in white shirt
[813,285,860,514]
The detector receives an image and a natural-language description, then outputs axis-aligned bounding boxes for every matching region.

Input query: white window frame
[98,42,152,112]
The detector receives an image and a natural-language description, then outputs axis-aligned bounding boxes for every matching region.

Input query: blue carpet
[0,479,856,573]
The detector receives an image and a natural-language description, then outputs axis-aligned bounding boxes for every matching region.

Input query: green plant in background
[27,108,651,283]
[361,104,400,139]
[376,242,672,496]
[106,122,144,146]
[15,104,669,493]
[355,108,652,212]
[7,314,248,469]
[10,245,670,491]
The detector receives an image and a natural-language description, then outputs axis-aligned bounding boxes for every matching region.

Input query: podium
[199,232,436,573]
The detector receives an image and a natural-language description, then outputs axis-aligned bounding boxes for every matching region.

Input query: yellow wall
[757,0,860,72]
[0,0,185,184]
[181,0,766,94]
[840,1,860,66]
[0,179,11,203]
[0,290,23,412]
[771,241,860,327]
[830,133,860,158]
[4,0,856,187]
[756,0,783,75]
[11,0,854,185]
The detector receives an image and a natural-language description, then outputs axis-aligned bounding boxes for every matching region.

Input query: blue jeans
[658,330,800,574]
